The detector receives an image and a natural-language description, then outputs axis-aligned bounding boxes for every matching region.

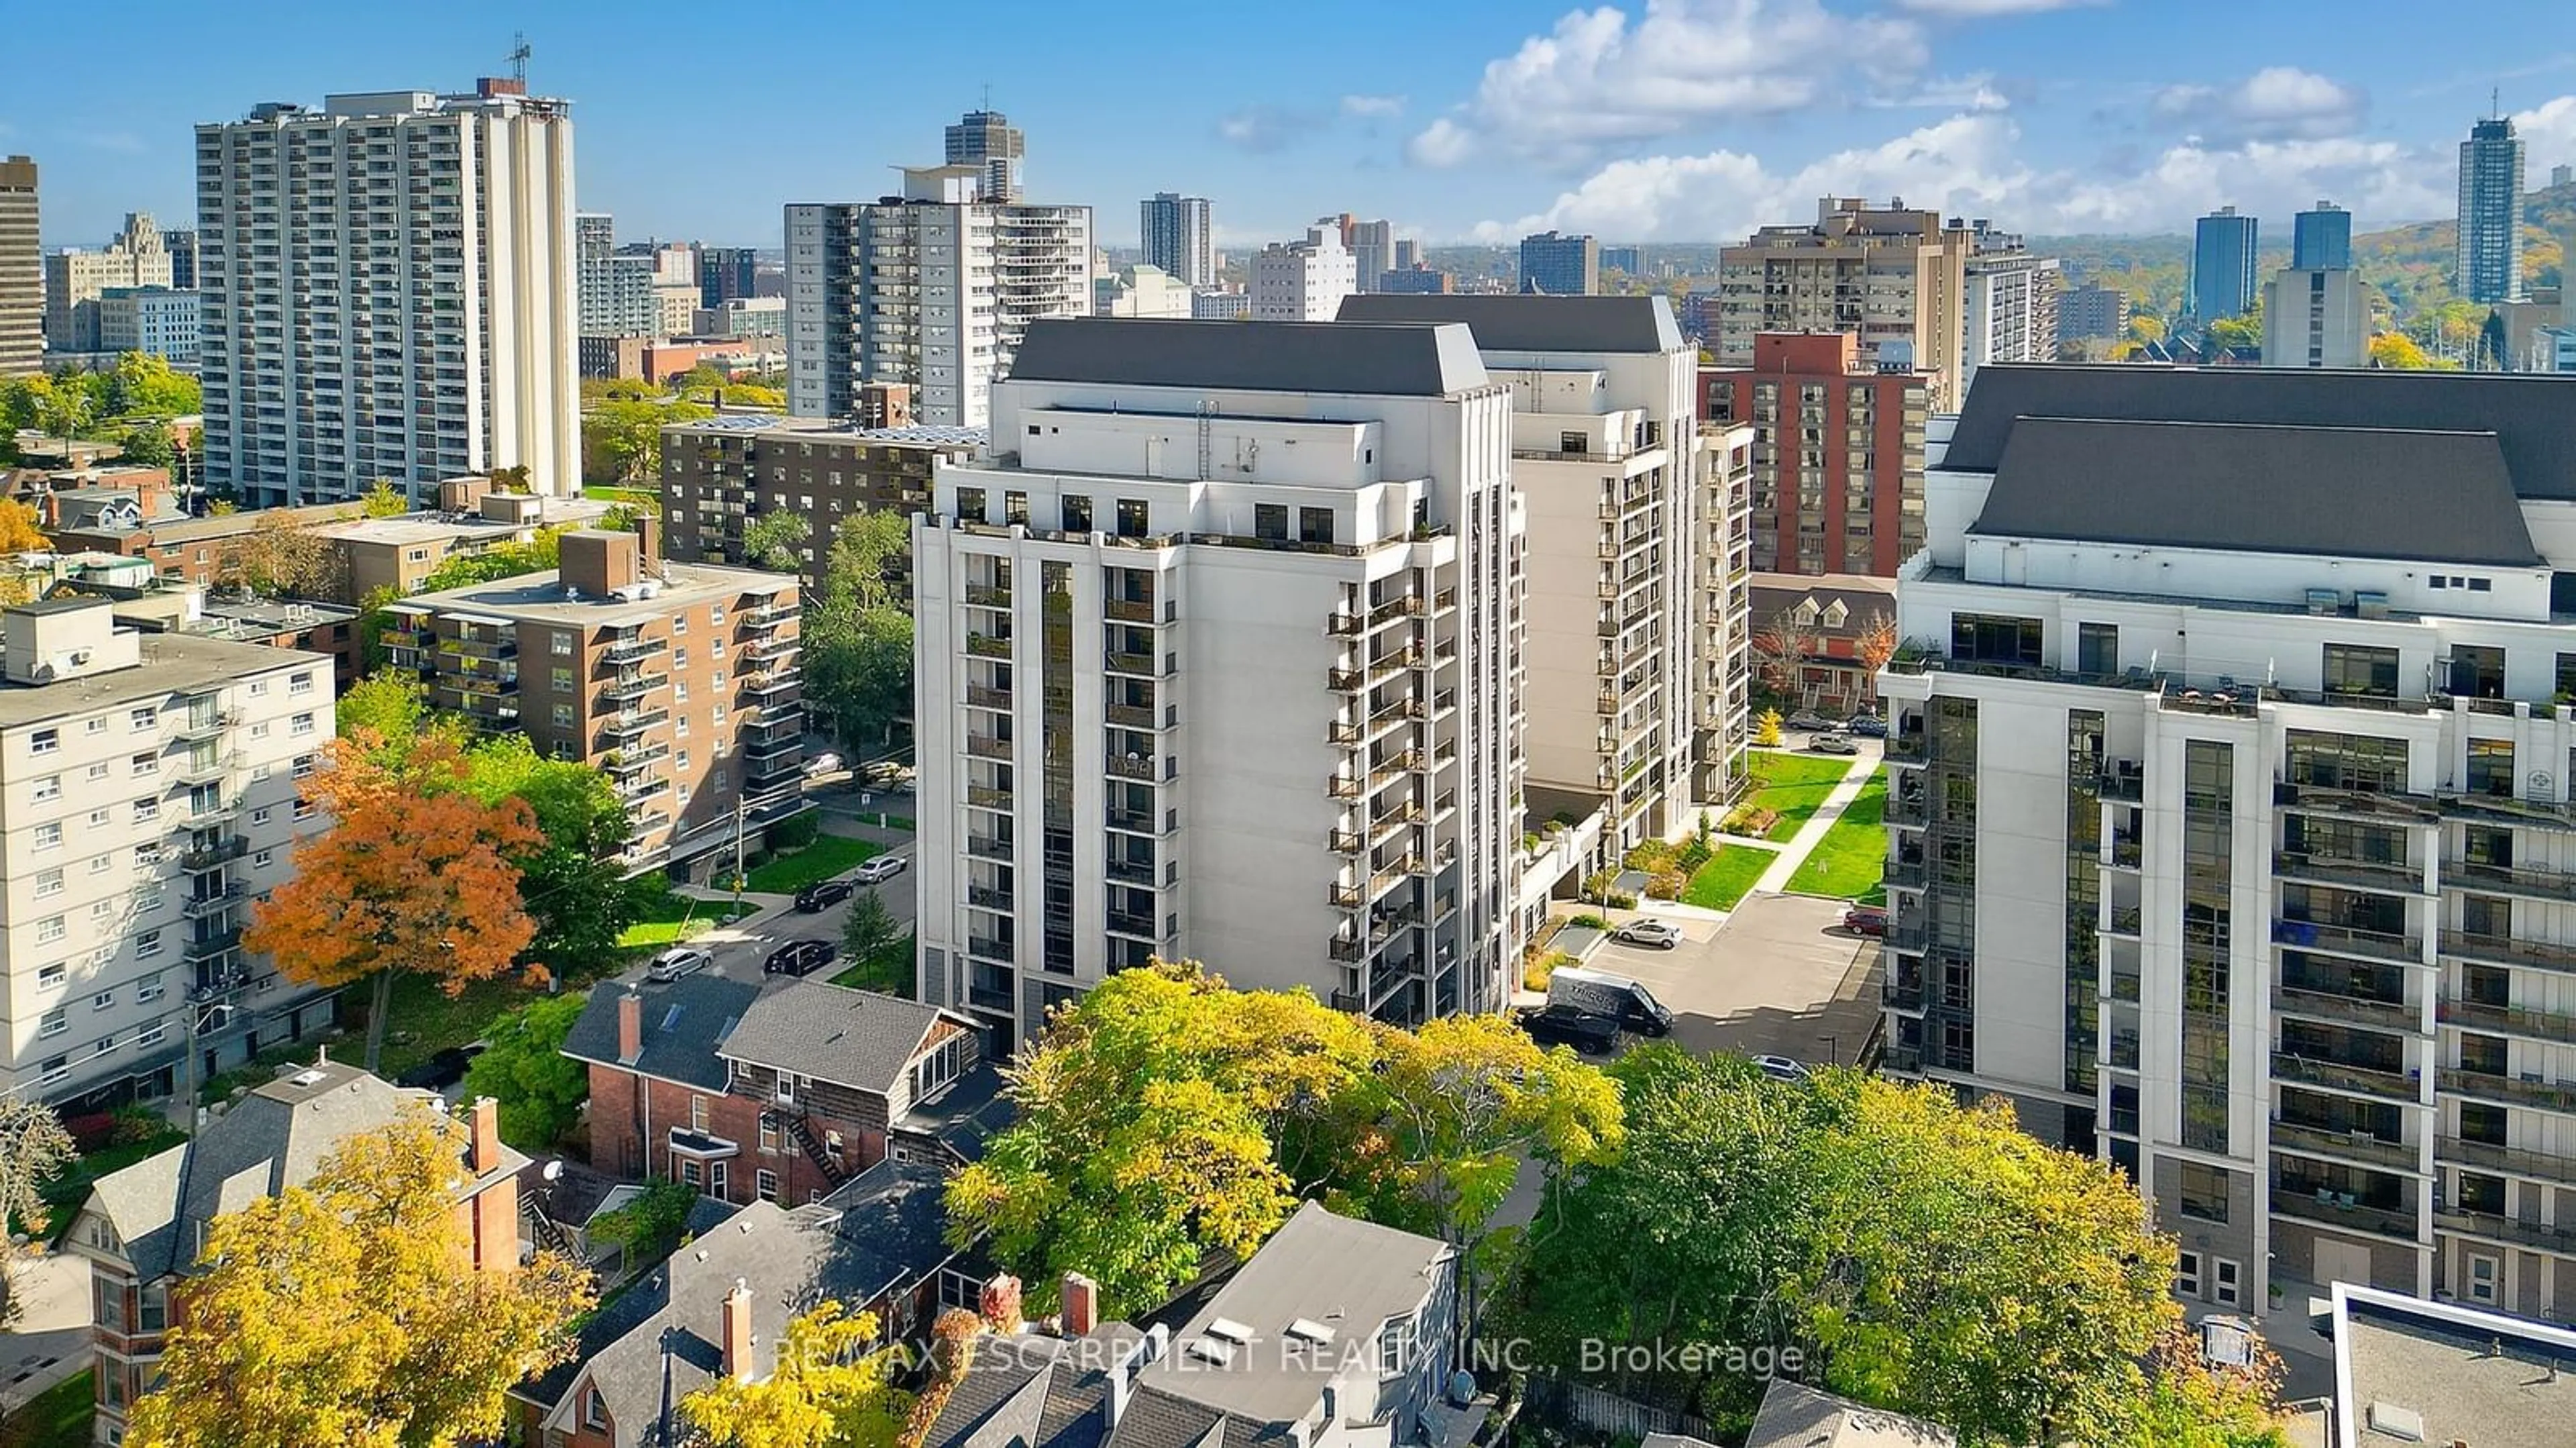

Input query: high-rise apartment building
[699,246,759,307]
[912,317,1528,1050]
[1139,193,1214,289]
[44,213,173,353]
[1249,222,1357,321]
[0,156,38,376]
[1393,239,1421,272]
[162,228,198,291]
[2263,205,2367,370]
[2059,283,2131,344]
[1519,231,1599,296]
[0,598,341,1107]
[196,82,580,504]
[2293,200,2353,271]
[384,526,801,868]
[96,287,201,367]
[1344,293,1750,825]
[2192,206,2261,322]
[1878,363,2576,1327]
[1960,225,2060,391]
[1702,332,1929,578]
[2459,117,2528,305]
[945,109,1025,205]
[786,166,1092,428]
[657,413,977,582]
[1602,246,1642,276]
[1349,219,1394,295]
[1716,198,1974,412]
[577,213,658,338]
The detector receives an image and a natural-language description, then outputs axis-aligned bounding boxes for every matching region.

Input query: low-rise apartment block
[0,598,339,1108]
[657,413,979,580]
[1878,364,2576,1327]
[382,525,800,867]
[913,317,1527,1050]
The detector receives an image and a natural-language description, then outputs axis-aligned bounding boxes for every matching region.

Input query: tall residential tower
[2458,116,2528,305]
[195,82,580,503]
[1140,193,1214,289]
[2192,206,2260,323]
[0,156,37,376]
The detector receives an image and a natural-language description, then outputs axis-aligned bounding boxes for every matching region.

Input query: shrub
[765,812,824,851]
[1566,913,1612,931]
[1677,837,1713,872]
[1722,805,1780,836]
[64,1113,119,1153]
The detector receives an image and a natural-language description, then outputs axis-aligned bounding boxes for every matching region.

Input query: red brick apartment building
[1700,331,1929,578]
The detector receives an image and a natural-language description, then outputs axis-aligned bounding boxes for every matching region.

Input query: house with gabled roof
[64,1059,526,1443]
[563,976,996,1208]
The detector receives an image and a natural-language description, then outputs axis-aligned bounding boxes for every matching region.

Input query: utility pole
[175,967,245,1139]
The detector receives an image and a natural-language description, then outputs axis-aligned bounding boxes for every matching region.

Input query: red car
[1843,906,1889,937]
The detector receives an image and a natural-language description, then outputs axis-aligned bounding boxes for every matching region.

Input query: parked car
[1547,966,1675,1037]
[1785,710,1837,733]
[1846,713,1889,737]
[1515,1005,1623,1056]
[854,854,910,885]
[395,1043,484,1092]
[795,878,856,913]
[1611,919,1684,951]
[763,939,840,977]
[804,752,845,778]
[645,947,715,984]
[1752,1054,1813,1083]
[1841,905,1890,937]
[1809,733,1861,756]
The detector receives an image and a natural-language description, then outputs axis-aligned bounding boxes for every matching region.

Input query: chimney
[467,1096,502,1174]
[979,1274,1023,1333]
[617,990,643,1065]
[560,529,641,597]
[633,513,662,575]
[1061,1272,1098,1337]
[722,1278,754,1380]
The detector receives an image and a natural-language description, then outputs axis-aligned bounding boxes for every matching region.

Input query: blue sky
[9,0,2575,252]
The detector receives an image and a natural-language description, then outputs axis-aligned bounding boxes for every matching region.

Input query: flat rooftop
[2334,1285,2576,1448]
[398,560,791,628]
[667,415,985,448]
[0,631,325,730]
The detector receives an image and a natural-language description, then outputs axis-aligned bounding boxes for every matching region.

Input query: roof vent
[1185,1337,1235,1367]
[2355,590,2390,620]
[288,1069,326,1087]
[1206,1317,1253,1345]
[1286,1318,1336,1345]
[2366,1401,2424,1442]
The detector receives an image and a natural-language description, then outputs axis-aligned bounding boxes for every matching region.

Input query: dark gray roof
[1135,1202,1452,1428]
[894,1064,1014,1163]
[1743,1381,1955,1447]
[560,976,757,1091]
[820,1157,969,1305]
[716,982,967,1094]
[918,1323,1147,1448]
[1970,418,2544,568]
[80,1060,526,1283]
[1944,364,2576,501]
[1336,293,1684,354]
[1006,318,1491,398]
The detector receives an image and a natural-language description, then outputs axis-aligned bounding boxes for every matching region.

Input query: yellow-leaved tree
[682,1301,912,1448]
[123,1111,593,1448]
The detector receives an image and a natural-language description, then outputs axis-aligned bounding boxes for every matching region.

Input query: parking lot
[1586,894,1882,1068]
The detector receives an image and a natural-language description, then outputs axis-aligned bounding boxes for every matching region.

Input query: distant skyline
[7,0,2576,252]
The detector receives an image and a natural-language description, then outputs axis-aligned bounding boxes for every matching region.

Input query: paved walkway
[1747,751,1882,896]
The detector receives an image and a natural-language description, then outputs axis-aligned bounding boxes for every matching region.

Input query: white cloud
[1409,0,1926,169]
[1890,0,2106,15]
[2513,94,2576,170]
[1341,94,1407,120]
[2150,66,2368,143]
[1218,106,1314,153]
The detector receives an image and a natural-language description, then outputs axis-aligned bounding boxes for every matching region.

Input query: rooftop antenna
[509,32,531,84]
[980,82,993,112]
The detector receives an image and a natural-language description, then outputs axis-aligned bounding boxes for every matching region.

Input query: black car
[794,878,856,913]
[763,939,841,977]
[395,1043,483,1092]
[1515,1004,1623,1056]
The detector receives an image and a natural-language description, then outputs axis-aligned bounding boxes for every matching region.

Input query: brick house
[64,1062,526,1443]
[563,977,994,1207]
[1746,572,1898,714]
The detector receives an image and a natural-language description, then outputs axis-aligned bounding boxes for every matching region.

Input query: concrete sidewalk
[1748,752,1882,896]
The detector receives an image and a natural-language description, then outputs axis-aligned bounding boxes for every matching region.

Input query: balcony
[178,835,250,872]
[1106,755,1163,783]
[1885,858,1926,890]
[439,635,518,662]
[966,836,1014,862]
[2275,780,2441,827]
[184,928,244,963]
[2438,1066,2576,1115]
[967,985,1016,1014]
[965,633,1014,660]
[741,601,796,628]
[1106,913,1160,940]
[2275,1186,2420,1243]
[2436,1135,2576,1180]
[964,586,1011,609]
[1104,598,1160,625]
[965,735,1013,762]
[172,711,238,743]
[600,708,672,739]
[2436,996,2576,1045]
[742,636,798,663]
[603,635,668,665]
[619,775,672,804]
[1107,650,1163,678]
[2271,1051,2422,1102]
[182,885,248,921]
[2103,906,2142,938]
[184,798,244,829]
[967,684,1013,711]
[2273,851,2426,896]
[1108,703,1159,731]
[965,936,1014,964]
[741,670,801,699]
[2440,929,2576,976]
[2444,858,2576,900]
[171,752,239,788]
[604,742,672,776]
[2269,1120,2421,1174]
[2273,919,2423,966]
[2438,790,2576,833]
[966,785,1012,809]
[2435,1209,2576,1255]
[2271,985,2421,1035]
[599,672,669,704]
[967,885,1014,911]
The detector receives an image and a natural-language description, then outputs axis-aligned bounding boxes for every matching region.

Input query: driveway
[1589,894,1882,1068]
[626,841,920,991]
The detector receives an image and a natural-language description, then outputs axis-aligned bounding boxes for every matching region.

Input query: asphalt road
[1587,894,1883,1068]
[621,837,920,990]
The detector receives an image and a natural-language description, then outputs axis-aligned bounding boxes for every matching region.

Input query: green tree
[122,1112,592,1448]
[682,1302,912,1448]
[1507,1047,2235,1447]
[462,995,592,1150]
[589,1178,699,1263]
[743,509,812,572]
[822,509,908,609]
[839,887,910,990]
[117,421,176,468]
[418,526,565,592]
[336,669,454,753]
[360,479,409,517]
[801,511,918,750]
[105,352,201,418]
[584,397,710,484]
[460,733,641,978]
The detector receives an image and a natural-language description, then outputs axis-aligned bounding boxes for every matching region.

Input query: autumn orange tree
[123,1110,593,1448]
[1853,610,1899,703]
[245,727,542,1070]
[0,497,47,553]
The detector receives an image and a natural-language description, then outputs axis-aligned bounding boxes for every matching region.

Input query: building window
[2465,1252,2501,1304]
[129,707,158,729]
[40,1009,66,1038]
[552,705,574,727]
[2211,1258,2242,1308]
[131,752,159,776]
[2177,1162,2229,1223]
[2175,1249,2202,1298]
[690,1094,709,1131]
[1378,1316,1413,1376]
[1950,613,2043,668]
[137,929,164,958]
[551,667,573,692]
[289,671,314,696]
[30,728,57,755]
[553,631,576,656]
[585,1389,609,1429]
[37,915,66,944]
[32,774,60,801]
[34,821,61,851]
[756,1170,779,1202]
[1254,503,1289,541]
[290,713,315,736]
[136,974,161,1002]
[38,964,65,988]
[2322,643,2400,697]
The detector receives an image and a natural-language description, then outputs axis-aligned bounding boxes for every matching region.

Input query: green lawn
[1785,772,1890,900]
[616,892,757,951]
[10,1369,94,1448]
[742,835,883,894]
[1682,844,1779,911]
[1747,750,1860,841]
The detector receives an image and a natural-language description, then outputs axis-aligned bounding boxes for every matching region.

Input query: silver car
[1612,919,1684,950]
[645,947,714,984]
